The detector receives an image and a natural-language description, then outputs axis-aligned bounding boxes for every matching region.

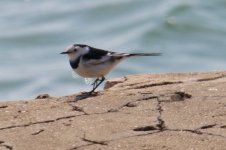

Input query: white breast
[74,56,122,78]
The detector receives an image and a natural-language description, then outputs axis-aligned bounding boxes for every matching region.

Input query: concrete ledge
[0,71,226,150]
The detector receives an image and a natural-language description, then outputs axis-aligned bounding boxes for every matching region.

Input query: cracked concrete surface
[0,71,226,150]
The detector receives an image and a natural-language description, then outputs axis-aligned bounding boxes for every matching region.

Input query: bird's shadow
[74,92,99,101]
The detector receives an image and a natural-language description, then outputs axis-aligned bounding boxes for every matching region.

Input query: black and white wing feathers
[82,46,161,66]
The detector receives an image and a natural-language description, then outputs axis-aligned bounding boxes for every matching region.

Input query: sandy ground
[0,71,226,150]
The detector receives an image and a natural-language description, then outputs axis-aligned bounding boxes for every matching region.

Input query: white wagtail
[61,44,161,94]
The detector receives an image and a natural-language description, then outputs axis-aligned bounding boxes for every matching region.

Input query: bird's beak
[60,51,68,54]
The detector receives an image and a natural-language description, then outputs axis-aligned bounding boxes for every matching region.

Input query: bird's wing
[83,55,113,65]
[82,47,123,65]
[82,47,115,65]
[83,47,109,60]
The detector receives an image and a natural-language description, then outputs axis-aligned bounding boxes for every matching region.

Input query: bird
[61,44,161,94]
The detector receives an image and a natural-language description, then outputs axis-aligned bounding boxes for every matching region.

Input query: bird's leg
[89,76,105,94]
[89,78,99,93]
[95,76,105,89]
[91,78,99,87]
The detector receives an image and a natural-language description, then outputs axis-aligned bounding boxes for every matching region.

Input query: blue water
[0,0,226,101]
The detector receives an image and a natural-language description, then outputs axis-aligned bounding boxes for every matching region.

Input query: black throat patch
[69,57,80,69]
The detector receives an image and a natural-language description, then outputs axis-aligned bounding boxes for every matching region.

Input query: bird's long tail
[125,52,162,57]
[111,52,161,59]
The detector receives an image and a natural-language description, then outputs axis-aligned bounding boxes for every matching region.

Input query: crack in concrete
[169,128,226,139]
[69,131,162,150]
[68,103,89,115]
[81,137,108,146]
[0,105,8,109]
[197,74,226,82]
[132,124,222,138]
[31,129,45,135]
[133,125,159,131]
[186,124,221,137]
[133,125,226,140]
[69,143,93,150]
[0,110,112,132]
[156,96,166,130]
[121,80,149,87]
[0,141,13,150]
[0,115,82,131]
[132,81,183,89]
[199,124,216,129]
[69,133,108,150]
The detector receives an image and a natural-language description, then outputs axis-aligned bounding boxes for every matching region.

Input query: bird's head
[60,44,90,60]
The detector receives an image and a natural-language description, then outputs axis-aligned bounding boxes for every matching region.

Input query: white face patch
[65,44,74,51]
[65,45,78,60]
[66,45,90,61]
